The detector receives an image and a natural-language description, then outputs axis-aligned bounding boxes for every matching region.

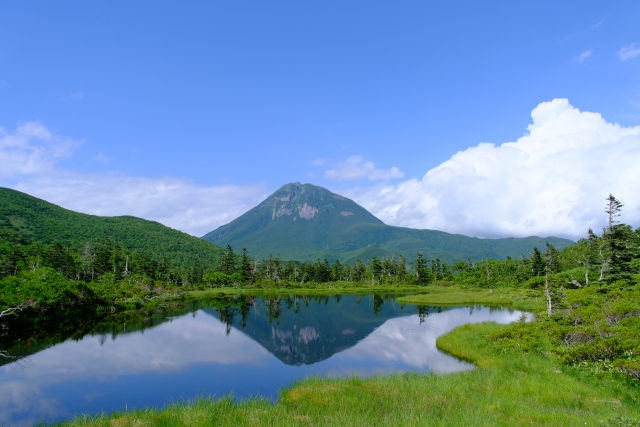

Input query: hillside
[0,187,224,268]
[202,182,574,263]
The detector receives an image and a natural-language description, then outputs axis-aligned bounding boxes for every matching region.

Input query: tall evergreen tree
[371,256,382,284]
[219,244,235,275]
[431,258,442,280]
[530,246,545,277]
[239,248,251,282]
[544,242,560,274]
[414,252,429,285]
[602,194,633,284]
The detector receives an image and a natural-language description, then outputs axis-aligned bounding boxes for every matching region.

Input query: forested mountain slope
[0,187,224,268]
[202,183,574,263]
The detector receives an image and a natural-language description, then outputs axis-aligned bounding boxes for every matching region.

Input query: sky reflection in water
[0,296,523,426]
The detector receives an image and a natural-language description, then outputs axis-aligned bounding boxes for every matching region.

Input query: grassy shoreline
[52,320,640,427]
[396,287,547,312]
[46,286,640,427]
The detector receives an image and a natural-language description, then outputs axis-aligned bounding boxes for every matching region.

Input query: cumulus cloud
[573,50,592,63]
[0,123,269,236]
[325,155,404,181]
[617,43,640,61]
[344,99,640,239]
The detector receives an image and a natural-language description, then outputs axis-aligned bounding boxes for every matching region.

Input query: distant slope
[0,187,224,267]
[202,182,574,263]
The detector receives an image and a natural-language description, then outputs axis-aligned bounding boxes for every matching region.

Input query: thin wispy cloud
[63,91,85,101]
[561,20,604,42]
[95,152,111,163]
[617,43,640,61]
[311,158,328,166]
[590,20,603,30]
[0,122,269,236]
[325,155,404,181]
[573,50,592,63]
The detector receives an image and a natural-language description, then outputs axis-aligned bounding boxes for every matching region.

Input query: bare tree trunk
[598,250,607,287]
[1,302,34,360]
[545,274,552,316]
[585,269,589,286]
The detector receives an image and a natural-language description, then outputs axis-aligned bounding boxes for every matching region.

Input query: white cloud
[573,50,592,63]
[325,155,404,181]
[311,158,328,166]
[343,99,640,239]
[94,152,111,163]
[0,123,269,236]
[617,43,640,61]
[13,174,268,237]
[0,122,79,177]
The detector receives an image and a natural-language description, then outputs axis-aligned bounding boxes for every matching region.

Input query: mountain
[202,294,428,366]
[202,182,574,263]
[0,187,224,267]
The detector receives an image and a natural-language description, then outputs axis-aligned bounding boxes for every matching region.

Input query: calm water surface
[0,294,524,426]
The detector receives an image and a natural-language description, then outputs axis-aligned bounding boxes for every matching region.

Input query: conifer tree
[414,252,429,285]
[219,244,235,275]
[431,258,442,280]
[371,256,382,284]
[544,242,560,274]
[397,255,407,280]
[240,248,251,282]
[602,194,633,284]
[530,246,545,277]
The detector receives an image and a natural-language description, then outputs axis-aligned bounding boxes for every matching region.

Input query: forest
[1,195,639,312]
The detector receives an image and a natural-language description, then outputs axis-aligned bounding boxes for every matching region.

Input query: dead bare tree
[545,274,552,316]
[1,302,33,360]
[0,302,33,320]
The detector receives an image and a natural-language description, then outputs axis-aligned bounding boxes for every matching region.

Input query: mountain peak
[201,182,574,262]
[252,183,380,224]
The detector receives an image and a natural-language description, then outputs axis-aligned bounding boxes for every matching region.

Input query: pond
[0,294,525,426]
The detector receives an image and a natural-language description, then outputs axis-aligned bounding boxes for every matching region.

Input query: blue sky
[1,1,639,238]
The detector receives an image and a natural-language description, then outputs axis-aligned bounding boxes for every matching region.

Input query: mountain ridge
[202,182,574,263]
[0,187,224,268]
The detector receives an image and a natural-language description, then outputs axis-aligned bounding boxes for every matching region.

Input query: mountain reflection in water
[0,294,524,426]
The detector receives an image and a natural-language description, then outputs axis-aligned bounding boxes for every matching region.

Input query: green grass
[184,284,430,299]
[50,322,639,427]
[397,286,547,312]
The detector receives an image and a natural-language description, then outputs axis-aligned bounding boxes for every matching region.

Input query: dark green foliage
[219,244,236,275]
[531,246,546,277]
[545,242,560,274]
[371,256,382,283]
[602,195,635,284]
[414,252,429,285]
[240,248,251,282]
[0,187,224,271]
[489,286,640,381]
[202,183,574,264]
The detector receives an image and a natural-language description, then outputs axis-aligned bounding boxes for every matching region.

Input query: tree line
[1,194,638,315]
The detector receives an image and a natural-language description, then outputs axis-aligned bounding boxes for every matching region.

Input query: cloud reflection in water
[0,297,523,426]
